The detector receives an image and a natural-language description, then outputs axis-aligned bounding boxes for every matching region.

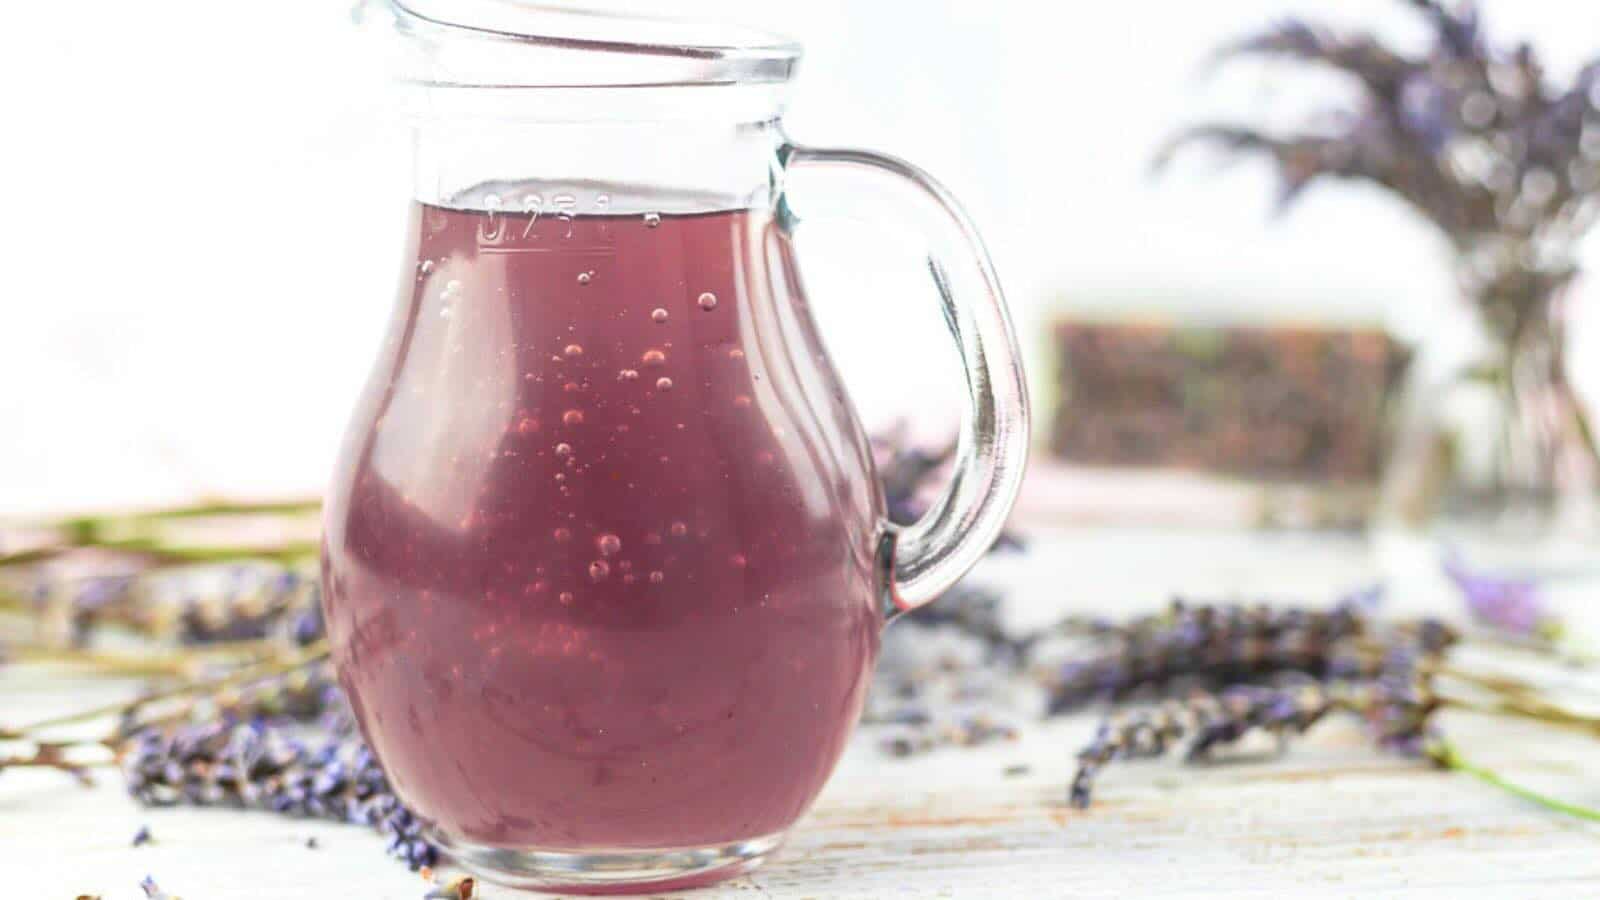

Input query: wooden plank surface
[9,527,1600,898]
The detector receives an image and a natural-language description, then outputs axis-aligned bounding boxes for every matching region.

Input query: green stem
[0,539,319,569]
[1,498,323,569]
[0,547,65,567]
[1433,740,1600,823]
[1438,694,1600,739]
[10,641,282,678]
[1429,662,1600,705]
[53,498,322,533]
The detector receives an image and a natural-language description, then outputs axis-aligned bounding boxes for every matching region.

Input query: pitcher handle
[780,143,1030,616]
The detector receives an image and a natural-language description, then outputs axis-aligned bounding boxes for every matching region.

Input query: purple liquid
[321,201,886,851]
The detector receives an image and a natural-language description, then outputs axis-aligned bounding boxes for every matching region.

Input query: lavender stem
[1432,740,1600,823]
[4,642,328,738]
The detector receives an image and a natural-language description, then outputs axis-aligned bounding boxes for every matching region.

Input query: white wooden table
[10,527,1600,898]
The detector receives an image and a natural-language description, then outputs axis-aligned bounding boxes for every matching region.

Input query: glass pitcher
[322,1,1029,892]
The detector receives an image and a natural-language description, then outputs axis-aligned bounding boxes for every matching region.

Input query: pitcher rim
[365,0,803,89]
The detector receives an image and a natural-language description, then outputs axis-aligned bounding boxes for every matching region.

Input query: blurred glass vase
[1161,2,1600,557]
[1383,257,1599,550]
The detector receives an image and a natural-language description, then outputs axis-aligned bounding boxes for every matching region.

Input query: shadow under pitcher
[322,2,1029,892]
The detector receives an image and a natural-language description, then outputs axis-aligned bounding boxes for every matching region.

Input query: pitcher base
[432,830,786,895]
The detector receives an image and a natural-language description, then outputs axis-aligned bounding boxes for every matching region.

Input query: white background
[5,0,1600,515]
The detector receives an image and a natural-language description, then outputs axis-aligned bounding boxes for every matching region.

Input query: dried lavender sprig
[7,564,321,651]
[1043,598,1456,713]
[177,570,323,647]
[122,719,435,870]
[1069,670,1439,809]
[1070,680,1341,808]
[1067,651,1600,813]
[110,659,345,742]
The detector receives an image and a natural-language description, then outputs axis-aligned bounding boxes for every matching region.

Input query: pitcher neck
[409,96,789,214]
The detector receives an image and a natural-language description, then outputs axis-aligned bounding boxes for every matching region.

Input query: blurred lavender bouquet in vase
[1162,0,1600,564]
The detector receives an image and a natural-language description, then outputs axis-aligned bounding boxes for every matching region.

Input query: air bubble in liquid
[564,344,583,357]
[596,534,622,556]
[644,212,661,228]
[619,369,639,381]
[651,308,669,324]
[577,271,593,285]
[656,377,673,392]
[697,292,718,311]
[563,410,585,425]
[649,571,665,584]
[641,349,666,367]
[589,560,610,582]
[554,527,571,542]
[554,443,572,457]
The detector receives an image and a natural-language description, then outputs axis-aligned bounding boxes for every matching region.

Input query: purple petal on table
[1442,553,1546,636]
